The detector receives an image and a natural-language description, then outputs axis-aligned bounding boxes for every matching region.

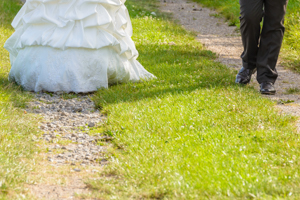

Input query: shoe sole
[260,91,276,95]
[235,81,249,85]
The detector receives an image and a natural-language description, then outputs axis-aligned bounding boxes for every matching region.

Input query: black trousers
[239,0,288,84]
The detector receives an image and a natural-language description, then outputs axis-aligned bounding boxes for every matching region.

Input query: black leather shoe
[260,82,276,95]
[235,67,256,84]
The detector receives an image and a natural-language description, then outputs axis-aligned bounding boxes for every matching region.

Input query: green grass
[0,0,40,198]
[87,0,300,199]
[193,0,240,27]
[285,87,300,95]
[1,0,300,199]
[281,1,300,72]
[193,0,300,72]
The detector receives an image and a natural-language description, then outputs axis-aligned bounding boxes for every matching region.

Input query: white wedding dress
[4,0,154,93]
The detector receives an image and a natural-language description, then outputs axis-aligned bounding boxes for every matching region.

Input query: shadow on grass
[125,0,170,19]
[93,43,245,108]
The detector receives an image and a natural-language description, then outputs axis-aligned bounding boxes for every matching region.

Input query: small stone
[88,122,95,127]
[192,8,202,11]
[61,112,68,116]
[67,153,73,157]
[71,133,77,137]
[74,107,83,112]
[91,150,98,154]
[85,156,93,160]
[73,168,81,172]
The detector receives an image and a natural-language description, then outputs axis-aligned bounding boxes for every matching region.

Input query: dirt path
[160,0,300,130]
[15,2,108,199]
[25,93,107,199]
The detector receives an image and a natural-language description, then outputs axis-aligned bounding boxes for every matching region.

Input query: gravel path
[26,93,108,199]
[27,93,108,166]
[160,0,300,130]
[17,1,107,199]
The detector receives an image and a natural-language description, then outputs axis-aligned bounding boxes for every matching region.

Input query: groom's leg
[239,0,264,70]
[256,0,288,84]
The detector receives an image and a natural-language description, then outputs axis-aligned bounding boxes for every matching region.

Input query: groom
[235,0,289,95]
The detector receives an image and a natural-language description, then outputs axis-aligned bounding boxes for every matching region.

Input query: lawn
[0,0,39,198]
[193,0,300,72]
[1,0,300,199]
[87,0,300,199]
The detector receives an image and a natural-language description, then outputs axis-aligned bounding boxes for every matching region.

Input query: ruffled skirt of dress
[4,0,155,93]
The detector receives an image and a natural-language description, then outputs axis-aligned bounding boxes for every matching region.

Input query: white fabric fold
[6,0,136,57]
[4,0,155,93]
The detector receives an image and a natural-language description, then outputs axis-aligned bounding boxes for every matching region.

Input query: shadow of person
[93,43,243,108]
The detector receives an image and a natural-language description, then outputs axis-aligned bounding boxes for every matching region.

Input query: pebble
[88,122,95,127]
[26,93,109,166]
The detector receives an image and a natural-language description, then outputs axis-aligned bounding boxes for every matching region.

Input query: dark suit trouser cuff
[239,0,288,84]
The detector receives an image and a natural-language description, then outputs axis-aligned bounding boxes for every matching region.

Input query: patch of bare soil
[160,0,300,130]
[24,93,106,200]
[26,158,102,200]
[28,164,90,200]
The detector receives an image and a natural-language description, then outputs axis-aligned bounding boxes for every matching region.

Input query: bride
[4,0,155,93]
